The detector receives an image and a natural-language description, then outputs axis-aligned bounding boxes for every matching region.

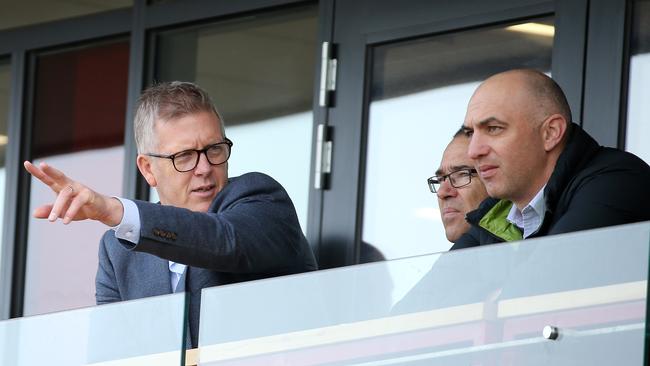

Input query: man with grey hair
[24,81,317,347]
[428,130,488,242]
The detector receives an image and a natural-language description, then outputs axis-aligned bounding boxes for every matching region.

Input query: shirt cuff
[111,197,141,244]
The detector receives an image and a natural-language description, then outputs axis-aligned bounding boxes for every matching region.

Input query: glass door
[318,0,587,268]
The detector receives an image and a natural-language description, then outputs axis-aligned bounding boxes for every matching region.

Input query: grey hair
[134,81,225,154]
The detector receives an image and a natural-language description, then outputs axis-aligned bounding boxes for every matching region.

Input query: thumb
[33,204,54,219]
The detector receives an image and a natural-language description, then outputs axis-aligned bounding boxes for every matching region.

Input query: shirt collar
[507,185,547,237]
[169,261,187,275]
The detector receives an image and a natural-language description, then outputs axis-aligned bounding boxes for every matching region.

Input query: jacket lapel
[136,253,172,296]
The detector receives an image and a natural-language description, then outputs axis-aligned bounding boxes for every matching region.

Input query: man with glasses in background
[428,131,488,243]
[392,133,490,314]
[25,81,317,347]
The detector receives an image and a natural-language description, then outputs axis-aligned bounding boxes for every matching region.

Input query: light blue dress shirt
[506,185,546,238]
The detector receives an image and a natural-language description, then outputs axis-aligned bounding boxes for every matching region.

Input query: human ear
[542,114,567,152]
[136,155,158,187]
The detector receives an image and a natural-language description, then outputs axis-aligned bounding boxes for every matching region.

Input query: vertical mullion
[552,0,588,124]
[122,0,147,200]
[9,50,35,318]
[307,0,335,264]
[582,0,629,147]
[0,51,24,320]
[616,0,633,149]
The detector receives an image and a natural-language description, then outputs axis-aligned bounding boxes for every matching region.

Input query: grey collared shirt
[507,186,546,238]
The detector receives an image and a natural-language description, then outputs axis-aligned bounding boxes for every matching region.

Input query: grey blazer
[95,172,318,347]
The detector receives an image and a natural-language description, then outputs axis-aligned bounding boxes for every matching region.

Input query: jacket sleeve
[95,231,122,305]
[117,172,316,274]
[548,156,650,235]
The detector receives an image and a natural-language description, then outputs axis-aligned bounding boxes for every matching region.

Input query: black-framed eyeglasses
[427,168,478,193]
[145,138,233,173]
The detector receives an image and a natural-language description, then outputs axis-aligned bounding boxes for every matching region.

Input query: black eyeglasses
[145,138,233,173]
[427,168,478,193]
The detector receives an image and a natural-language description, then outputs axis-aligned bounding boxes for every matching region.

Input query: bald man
[454,69,650,248]
[429,133,488,242]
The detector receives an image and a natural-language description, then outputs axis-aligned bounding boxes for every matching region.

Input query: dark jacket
[96,172,317,347]
[453,123,650,249]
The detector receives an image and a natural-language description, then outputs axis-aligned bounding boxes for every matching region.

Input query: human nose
[467,133,488,160]
[436,178,457,200]
[193,151,212,175]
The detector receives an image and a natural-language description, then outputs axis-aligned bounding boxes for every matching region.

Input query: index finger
[24,161,71,192]
[24,161,56,187]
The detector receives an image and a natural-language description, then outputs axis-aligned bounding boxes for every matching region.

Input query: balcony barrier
[197,222,650,365]
[1,222,648,365]
[0,292,187,365]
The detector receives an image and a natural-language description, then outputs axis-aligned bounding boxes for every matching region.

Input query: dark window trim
[10,50,35,318]
[306,0,336,263]
[582,0,629,148]
[552,0,589,124]
[0,8,131,55]
[145,0,313,29]
[124,0,147,201]
[365,2,554,45]
[619,0,635,150]
[0,54,22,320]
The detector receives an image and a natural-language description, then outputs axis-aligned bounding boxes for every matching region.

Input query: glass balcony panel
[0,293,187,365]
[198,223,649,365]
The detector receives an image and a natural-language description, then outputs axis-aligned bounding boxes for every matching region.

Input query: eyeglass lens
[174,144,230,172]
[430,170,473,192]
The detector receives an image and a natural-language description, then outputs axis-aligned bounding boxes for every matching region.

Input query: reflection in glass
[363,18,554,260]
[24,39,129,316]
[152,6,318,232]
[0,60,9,274]
[198,223,649,365]
[626,0,650,164]
[0,0,132,31]
[0,293,186,365]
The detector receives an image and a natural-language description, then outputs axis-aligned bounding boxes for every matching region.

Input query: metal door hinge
[314,124,333,190]
[319,42,337,107]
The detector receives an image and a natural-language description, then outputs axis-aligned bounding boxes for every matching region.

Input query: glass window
[0,0,132,31]
[0,59,9,276]
[151,6,318,232]
[362,18,554,260]
[625,0,650,164]
[23,39,129,316]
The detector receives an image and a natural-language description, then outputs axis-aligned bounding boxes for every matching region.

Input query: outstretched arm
[24,161,124,226]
